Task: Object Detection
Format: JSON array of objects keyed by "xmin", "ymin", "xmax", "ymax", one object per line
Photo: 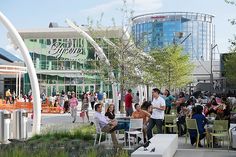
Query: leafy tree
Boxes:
[
  {"xmin": 145, "ymin": 45, "xmax": 194, "ymax": 90},
  {"xmin": 224, "ymin": 53, "xmax": 236, "ymax": 83},
  {"xmin": 84, "ymin": 0, "xmax": 153, "ymax": 112},
  {"xmin": 224, "ymin": 0, "xmax": 236, "ymax": 85}
]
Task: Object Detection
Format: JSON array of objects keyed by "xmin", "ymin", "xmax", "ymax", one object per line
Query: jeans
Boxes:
[{"xmin": 147, "ymin": 118, "xmax": 163, "ymax": 140}]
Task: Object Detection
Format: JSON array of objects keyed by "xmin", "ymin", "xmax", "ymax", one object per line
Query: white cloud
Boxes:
[
  {"xmin": 79, "ymin": 1, "xmax": 120, "ymax": 17},
  {"xmin": 131, "ymin": 0, "xmax": 163, "ymax": 14},
  {"xmin": 79, "ymin": 0, "xmax": 163, "ymax": 18}
]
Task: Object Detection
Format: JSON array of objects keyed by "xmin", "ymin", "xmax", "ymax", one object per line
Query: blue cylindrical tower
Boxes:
[{"xmin": 132, "ymin": 12, "xmax": 215, "ymax": 60}]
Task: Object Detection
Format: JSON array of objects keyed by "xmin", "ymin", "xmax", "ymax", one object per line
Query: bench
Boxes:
[{"xmin": 131, "ymin": 134, "xmax": 178, "ymax": 157}]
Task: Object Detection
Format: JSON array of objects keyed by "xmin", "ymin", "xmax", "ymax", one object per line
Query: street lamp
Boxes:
[{"xmin": 210, "ymin": 44, "xmax": 217, "ymax": 85}]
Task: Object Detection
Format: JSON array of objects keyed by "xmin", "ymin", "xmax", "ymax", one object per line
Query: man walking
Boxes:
[
  {"xmin": 147, "ymin": 88, "xmax": 166, "ymax": 140},
  {"xmin": 124, "ymin": 89, "xmax": 133, "ymax": 117}
]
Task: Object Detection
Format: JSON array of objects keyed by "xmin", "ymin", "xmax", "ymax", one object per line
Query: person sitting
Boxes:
[
  {"xmin": 177, "ymin": 103, "xmax": 190, "ymax": 136},
  {"xmin": 105, "ymin": 104, "xmax": 115, "ymax": 120},
  {"xmin": 174, "ymin": 92, "xmax": 186, "ymax": 114},
  {"xmin": 141, "ymin": 101, "xmax": 152, "ymax": 114},
  {"xmin": 189, "ymin": 105, "xmax": 207, "ymax": 147},
  {"xmin": 94, "ymin": 103, "xmax": 129, "ymax": 149},
  {"xmin": 131, "ymin": 103, "xmax": 151, "ymax": 143}
]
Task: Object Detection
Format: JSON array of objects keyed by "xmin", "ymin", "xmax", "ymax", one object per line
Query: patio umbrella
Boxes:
[{"xmin": 192, "ymin": 91, "xmax": 201, "ymax": 99}]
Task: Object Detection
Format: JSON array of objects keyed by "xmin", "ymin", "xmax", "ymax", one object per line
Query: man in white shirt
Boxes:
[{"xmin": 147, "ymin": 88, "xmax": 166, "ymax": 140}]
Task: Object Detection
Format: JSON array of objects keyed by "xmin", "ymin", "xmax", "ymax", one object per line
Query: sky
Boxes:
[{"xmin": 0, "ymin": 0, "xmax": 236, "ymax": 56}]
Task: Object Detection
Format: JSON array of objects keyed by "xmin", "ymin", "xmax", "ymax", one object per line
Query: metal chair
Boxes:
[
  {"xmin": 164, "ymin": 114, "xmax": 178, "ymax": 134},
  {"xmin": 93, "ymin": 117, "xmax": 110, "ymax": 146},
  {"xmin": 186, "ymin": 119, "xmax": 200, "ymax": 148},
  {"xmin": 210, "ymin": 120, "xmax": 230, "ymax": 150},
  {"xmin": 125, "ymin": 118, "xmax": 143, "ymax": 149}
]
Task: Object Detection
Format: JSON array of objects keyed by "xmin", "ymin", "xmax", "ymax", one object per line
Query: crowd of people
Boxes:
[
  {"xmin": 5, "ymin": 87, "xmax": 234, "ymax": 149},
  {"xmin": 94, "ymin": 87, "xmax": 235, "ymax": 148}
]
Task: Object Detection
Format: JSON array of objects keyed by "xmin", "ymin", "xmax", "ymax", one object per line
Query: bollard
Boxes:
[
  {"xmin": 0, "ymin": 110, "xmax": 11, "ymax": 143},
  {"xmin": 13, "ymin": 109, "xmax": 28, "ymax": 139}
]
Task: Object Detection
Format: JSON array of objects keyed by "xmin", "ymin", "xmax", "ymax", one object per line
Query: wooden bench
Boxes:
[{"xmin": 131, "ymin": 134, "xmax": 178, "ymax": 157}]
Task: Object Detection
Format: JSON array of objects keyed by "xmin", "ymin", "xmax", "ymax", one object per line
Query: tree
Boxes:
[
  {"xmin": 144, "ymin": 45, "xmax": 194, "ymax": 91},
  {"xmin": 224, "ymin": 0, "xmax": 236, "ymax": 85},
  {"xmin": 224, "ymin": 53, "xmax": 236, "ymax": 83},
  {"xmin": 84, "ymin": 0, "xmax": 153, "ymax": 112}
]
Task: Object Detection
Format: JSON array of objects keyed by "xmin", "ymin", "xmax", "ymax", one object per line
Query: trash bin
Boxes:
[
  {"xmin": 13, "ymin": 109, "xmax": 28, "ymax": 139},
  {"xmin": 0, "ymin": 110, "xmax": 11, "ymax": 143}
]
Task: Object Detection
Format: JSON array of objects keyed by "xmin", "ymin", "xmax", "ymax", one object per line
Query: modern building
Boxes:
[
  {"xmin": 132, "ymin": 12, "xmax": 224, "ymax": 93},
  {"xmin": 0, "ymin": 48, "xmax": 24, "ymax": 98},
  {"xmin": 132, "ymin": 12, "xmax": 215, "ymax": 61},
  {"xmin": 18, "ymin": 24, "xmax": 122, "ymax": 97}
]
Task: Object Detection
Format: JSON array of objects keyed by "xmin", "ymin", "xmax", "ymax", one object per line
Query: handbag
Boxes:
[{"xmin": 80, "ymin": 112, "xmax": 85, "ymax": 117}]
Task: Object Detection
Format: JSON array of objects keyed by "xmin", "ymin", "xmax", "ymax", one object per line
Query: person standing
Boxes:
[
  {"xmin": 147, "ymin": 88, "xmax": 166, "ymax": 140},
  {"xmin": 69, "ymin": 92, "xmax": 78, "ymax": 123},
  {"xmin": 97, "ymin": 91, "xmax": 103, "ymax": 103},
  {"xmin": 125, "ymin": 89, "xmax": 133, "ymax": 117},
  {"xmin": 134, "ymin": 91, "xmax": 140, "ymax": 104},
  {"xmin": 90, "ymin": 92, "xmax": 96, "ymax": 110},
  {"xmin": 103, "ymin": 91, "xmax": 107, "ymax": 103},
  {"xmin": 5, "ymin": 89, "xmax": 11, "ymax": 104},
  {"xmin": 12, "ymin": 91, "xmax": 16, "ymax": 104},
  {"xmin": 82, "ymin": 93, "xmax": 90, "ymax": 122},
  {"xmin": 163, "ymin": 89, "xmax": 175, "ymax": 114},
  {"xmin": 59, "ymin": 90, "xmax": 66, "ymax": 108}
]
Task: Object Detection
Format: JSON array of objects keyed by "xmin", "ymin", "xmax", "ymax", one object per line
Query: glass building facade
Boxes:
[
  {"xmin": 132, "ymin": 12, "xmax": 215, "ymax": 60},
  {"xmin": 19, "ymin": 27, "xmax": 121, "ymax": 97}
]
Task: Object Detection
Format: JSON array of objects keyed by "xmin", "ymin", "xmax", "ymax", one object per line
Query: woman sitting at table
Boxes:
[
  {"xmin": 105, "ymin": 104, "xmax": 115, "ymax": 120},
  {"xmin": 189, "ymin": 105, "xmax": 207, "ymax": 147},
  {"xmin": 204, "ymin": 97, "xmax": 218, "ymax": 116}
]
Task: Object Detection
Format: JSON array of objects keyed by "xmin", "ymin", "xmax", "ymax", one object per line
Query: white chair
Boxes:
[
  {"xmin": 93, "ymin": 118, "xmax": 111, "ymax": 146},
  {"xmin": 125, "ymin": 118, "xmax": 143, "ymax": 149}
]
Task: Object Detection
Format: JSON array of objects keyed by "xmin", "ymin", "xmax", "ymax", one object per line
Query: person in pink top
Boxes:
[{"xmin": 70, "ymin": 92, "xmax": 78, "ymax": 123}]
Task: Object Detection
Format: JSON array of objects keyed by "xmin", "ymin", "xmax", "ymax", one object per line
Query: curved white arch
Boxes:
[
  {"xmin": 66, "ymin": 19, "xmax": 118, "ymax": 113},
  {"xmin": 0, "ymin": 12, "xmax": 41, "ymax": 134}
]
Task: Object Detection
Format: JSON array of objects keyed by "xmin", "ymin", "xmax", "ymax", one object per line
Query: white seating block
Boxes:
[{"xmin": 131, "ymin": 134, "xmax": 178, "ymax": 157}]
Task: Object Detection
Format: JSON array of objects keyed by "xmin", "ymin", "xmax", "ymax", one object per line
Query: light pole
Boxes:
[{"xmin": 210, "ymin": 44, "xmax": 217, "ymax": 85}]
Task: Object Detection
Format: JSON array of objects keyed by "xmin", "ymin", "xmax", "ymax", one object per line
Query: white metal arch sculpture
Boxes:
[
  {"xmin": 66, "ymin": 19, "xmax": 119, "ymax": 113},
  {"xmin": 0, "ymin": 12, "xmax": 41, "ymax": 134}
]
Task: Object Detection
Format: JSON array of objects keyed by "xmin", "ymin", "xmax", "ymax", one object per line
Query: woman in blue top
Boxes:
[
  {"xmin": 163, "ymin": 89, "xmax": 175, "ymax": 114},
  {"xmin": 190, "ymin": 105, "xmax": 207, "ymax": 147}
]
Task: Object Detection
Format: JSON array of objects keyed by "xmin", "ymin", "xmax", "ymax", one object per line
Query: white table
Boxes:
[{"xmin": 131, "ymin": 134, "xmax": 178, "ymax": 157}]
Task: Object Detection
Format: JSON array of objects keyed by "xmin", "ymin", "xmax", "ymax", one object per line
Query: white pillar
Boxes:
[
  {"xmin": 144, "ymin": 85, "xmax": 147, "ymax": 101},
  {"xmin": 100, "ymin": 81, "xmax": 103, "ymax": 93},
  {"xmin": 0, "ymin": 12, "xmax": 41, "ymax": 134},
  {"xmin": 16, "ymin": 73, "xmax": 18, "ymax": 97},
  {"xmin": 18, "ymin": 72, "xmax": 21, "ymax": 98}
]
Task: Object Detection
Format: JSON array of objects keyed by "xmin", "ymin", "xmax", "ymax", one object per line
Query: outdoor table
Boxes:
[{"xmin": 116, "ymin": 117, "xmax": 131, "ymax": 146}]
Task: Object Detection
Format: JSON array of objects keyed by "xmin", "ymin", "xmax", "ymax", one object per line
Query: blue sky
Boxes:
[{"xmin": 0, "ymin": 0, "xmax": 236, "ymax": 55}]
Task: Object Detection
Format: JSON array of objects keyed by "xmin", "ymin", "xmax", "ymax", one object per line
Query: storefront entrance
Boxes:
[{"xmin": 45, "ymin": 84, "xmax": 95, "ymax": 97}]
